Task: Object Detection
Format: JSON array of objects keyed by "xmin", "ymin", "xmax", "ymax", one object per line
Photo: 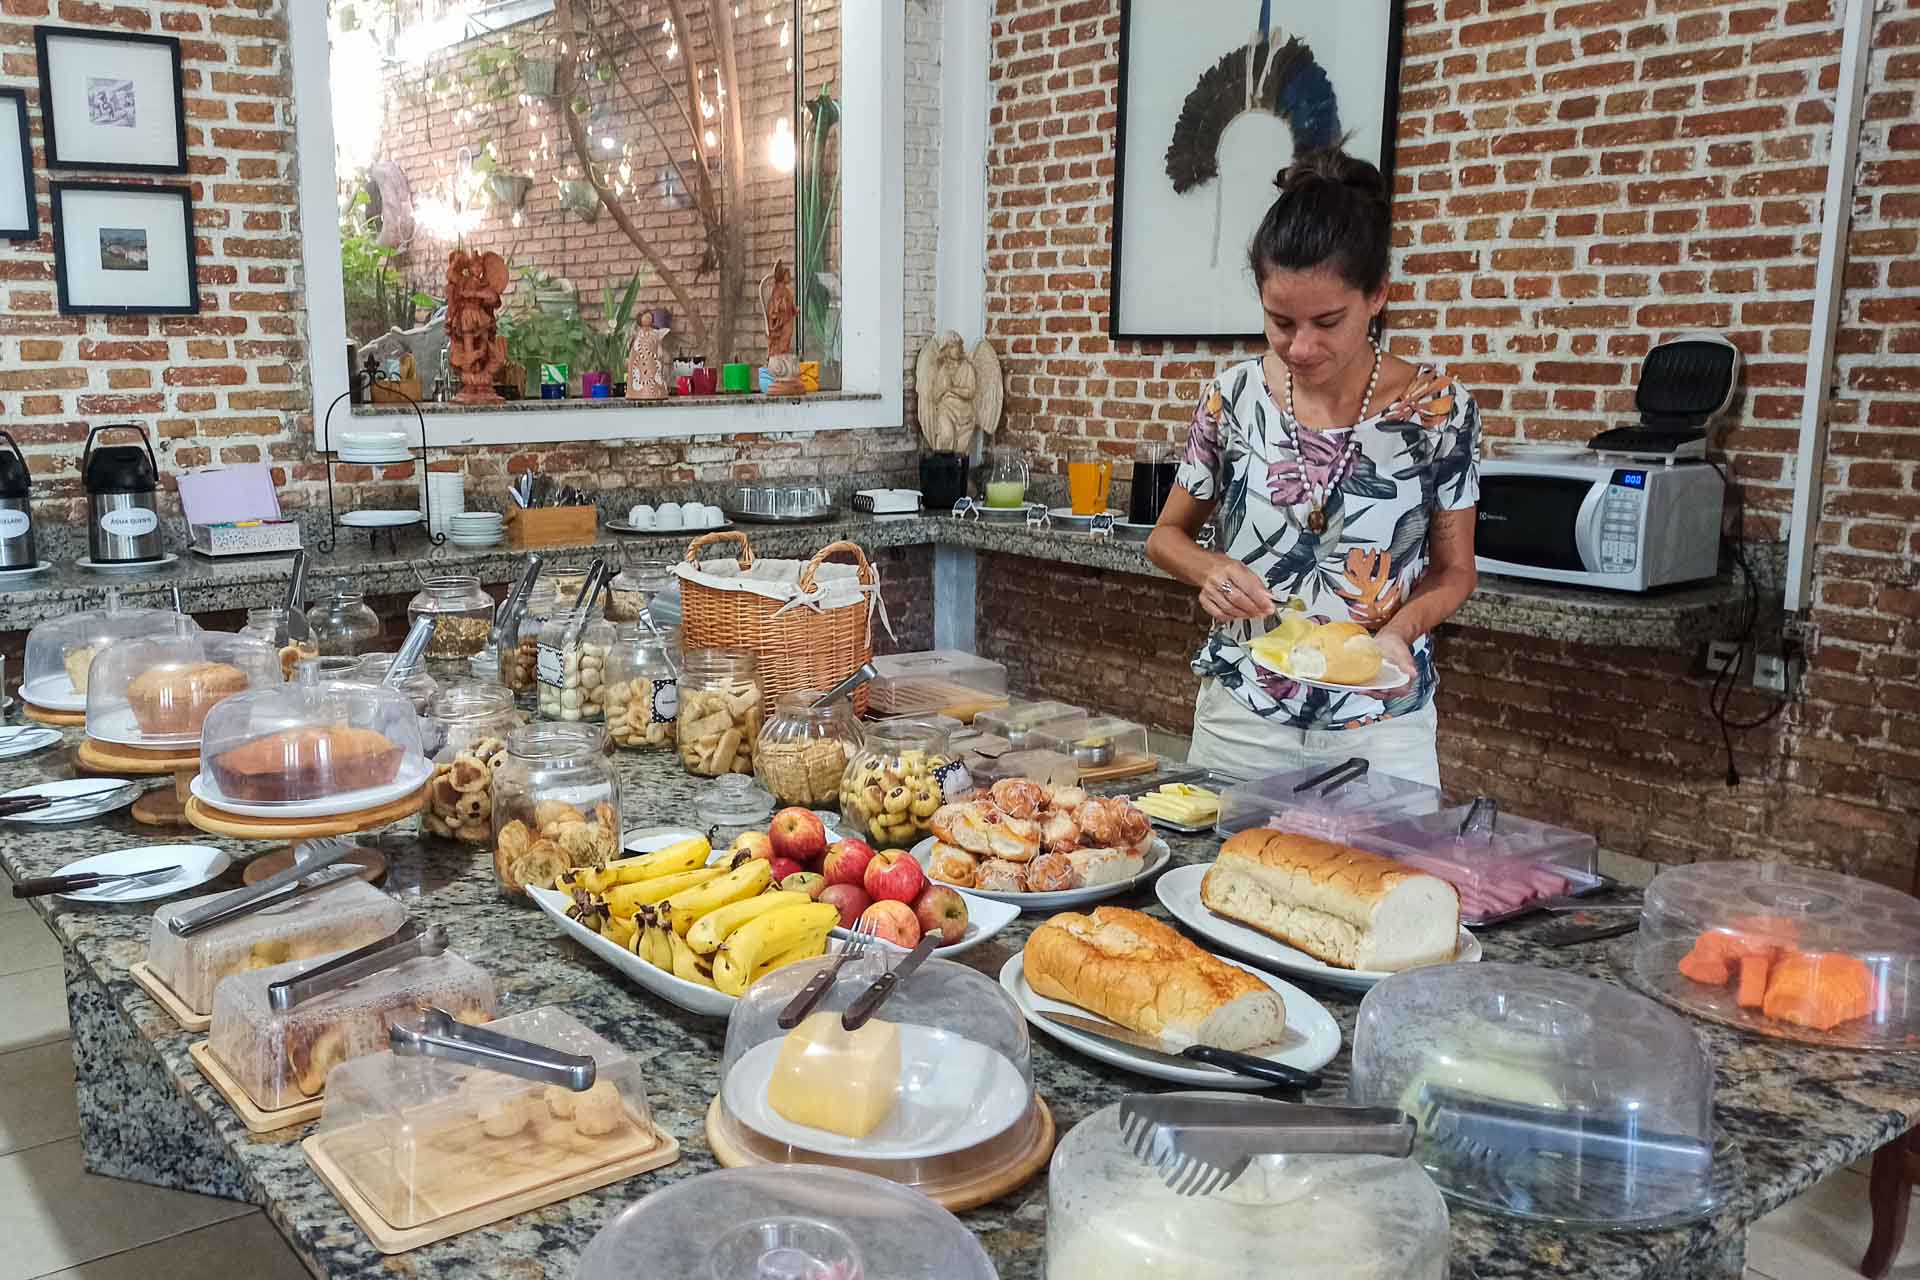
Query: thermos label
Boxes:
[
  {"xmin": 0, "ymin": 510, "xmax": 27, "ymax": 537},
  {"xmin": 99, "ymin": 508, "xmax": 158, "ymax": 537}
]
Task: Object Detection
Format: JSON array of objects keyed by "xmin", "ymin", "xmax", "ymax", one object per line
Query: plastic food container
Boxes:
[
  {"xmin": 1350, "ymin": 963, "xmax": 1730, "ymax": 1228},
  {"xmin": 240, "ymin": 606, "xmax": 318, "ymax": 679},
  {"xmin": 678, "ymin": 648, "xmax": 763, "ymax": 777},
  {"xmin": 422, "ymin": 682, "xmax": 520, "ymax": 845},
  {"xmin": 408, "ymin": 575, "xmax": 495, "ymax": 659},
  {"xmin": 537, "ymin": 603, "xmax": 614, "ymax": 723},
  {"xmin": 968, "ymin": 747, "xmax": 1078, "ymax": 791},
  {"xmin": 198, "ymin": 665, "xmax": 428, "ymax": 807},
  {"xmin": 1215, "ymin": 764, "xmax": 1441, "ymax": 841},
  {"xmin": 755, "ymin": 691, "xmax": 864, "ymax": 810},
  {"xmin": 20, "ymin": 592, "xmax": 188, "ymax": 712},
  {"xmin": 144, "ymin": 879, "xmax": 405, "ymax": 1018},
  {"xmin": 579, "ymin": 1166, "xmax": 996, "ymax": 1280},
  {"xmin": 838, "ymin": 719, "xmax": 968, "ymax": 850},
  {"xmin": 206, "ymin": 948, "xmax": 497, "ymax": 1110},
  {"xmin": 867, "ymin": 650, "xmax": 1010, "ymax": 722},
  {"xmin": 1351, "ymin": 806, "xmax": 1601, "ymax": 925},
  {"xmin": 974, "ymin": 699, "xmax": 1085, "ymax": 749},
  {"xmin": 490, "ymin": 722, "xmax": 621, "ymax": 897},
  {"xmin": 84, "ymin": 623, "xmax": 281, "ymax": 748},
  {"xmin": 603, "ymin": 624, "xmax": 679, "ymax": 751},
  {"xmin": 311, "ymin": 1006, "xmax": 660, "ymax": 1231},
  {"xmin": 1025, "ymin": 714, "xmax": 1151, "ymax": 771},
  {"xmin": 1632, "ymin": 860, "xmax": 1920, "ymax": 1048},
  {"xmin": 1047, "ymin": 1097, "xmax": 1449, "ymax": 1279}
]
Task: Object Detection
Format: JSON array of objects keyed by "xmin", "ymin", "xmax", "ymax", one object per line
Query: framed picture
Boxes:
[
  {"xmin": 1110, "ymin": 0, "xmax": 1406, "ymax": 340},
  {"xmin": 0, "ymin": 88, "xmax": 34, "ymax": 240},
  {"xmin": 51, "ymin": 181, "xmax": 199, "ymax": 315},
  {"xmin": 35, "ymin": 25, "xmax": 187, "ymax": 174}
]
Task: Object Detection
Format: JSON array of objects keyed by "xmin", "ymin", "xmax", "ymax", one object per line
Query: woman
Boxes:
[{"xmin": 1146, "ymin": 149, "xmax": 1480, "ymax": 787}]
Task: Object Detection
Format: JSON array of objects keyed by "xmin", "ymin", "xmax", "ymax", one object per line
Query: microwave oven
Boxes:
[{"xmin": 1474, "ymin": 451, "xmax": 1723, "ymax": 591}]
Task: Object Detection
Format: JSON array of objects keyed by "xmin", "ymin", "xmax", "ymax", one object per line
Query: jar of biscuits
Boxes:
[
  {"xmin": 606, "ymin": 558, "xmax": 674, "ymax": 624},
  {"xmin": 603, "ymin": 624, "xmax": 679, "ymax": 751},
  {"xmin": 408, "ymin": 575, "xmax": 495, "ymax": 660},
  {"xmin": 490, "ymin": 722, "xmax": 622, "ymax": 898},
  {"xmin": 756, "ymin": 692, "xmax": 864, "ymax": 810},
  {"xmin": 839, "ymin": 719, "xmax": 969, "ymax": 851},
  {"xmin": 422, "ymin": 681, "xmax": 521, "ymax": 846},
  {"xmin": 536, "ymin": 603, "xmax": 614, "ymax": 723},
  {"xmin": 498, "ymin": 579, "xmax": 557, "ymax": 711},
  {"xmin": 242, "ymin": 606, "xmax": 317, "ymax": 681},
  {"xmin": 677, "ymin": 648, "xmax": 763, "ymax": 777}
]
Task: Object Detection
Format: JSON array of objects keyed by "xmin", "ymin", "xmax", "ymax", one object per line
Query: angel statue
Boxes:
[{"xmin": 915, "ymin": 331, "xmax": 1004, "ymax": 454}]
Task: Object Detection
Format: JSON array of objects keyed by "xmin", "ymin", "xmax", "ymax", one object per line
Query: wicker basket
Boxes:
[{"xmin": 678, "ymin": 531, "xmax": 876, "ymax": 717}]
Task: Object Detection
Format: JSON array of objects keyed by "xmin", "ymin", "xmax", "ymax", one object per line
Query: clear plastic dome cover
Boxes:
[
  {"xmin": 199, "ymin": 667, "xmax": 428, "ymax": 805},
  {"xmin": 715, "ymin": 953, "xmax": 1035, "ymax": 1190},
  {"xmin": 1350, "ymin": 963, "xmax": 1728, "ymax": 1228},
  {"xmin": 1632, "ymin": 860, "xmax": 1920, "ymax": 1048},
  {"xmin": 83, "ymin": 625, "xmax": 278, "ymax": 747},
  {"xmin": 579, "ymin": 1166, "xmax": 997, "ymax": 1280},
  {"xmin": 1046, "ymin": 1097, "xmax": 1449, "ymax": 1279},
  {"xmin": 1351, "ymin": 805, "xmax": 1600, "ymax": 925},
  {"xmin": 1216, "ymin": 763, "xmax": 1442, "ymax": 841},
  {"xmin": 22, "ymin": 595, "xmax": 192, "ymax": 712}
]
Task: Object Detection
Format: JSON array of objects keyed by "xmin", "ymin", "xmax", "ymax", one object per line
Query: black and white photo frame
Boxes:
[
  {"xmin": 51, "ymin": 181, "xmax": 199, "ymax": 315},
  {"xmin": 35, "ymin": 25, "xmax": 187, "ymax": 174},
  {"xmin": 0, "ymin": 88, "xmax": 35, "ymax": 240}
]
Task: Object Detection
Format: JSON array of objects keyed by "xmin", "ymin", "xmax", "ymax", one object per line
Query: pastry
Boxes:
[
  {"xmin": 1025, "ymin": 851, "xmax": 1078, "ymax": 892},
  {"xmin": 1065, "ymin": 847, "xmax": 1142, "ymax": 887},
  {"xmin": 544, "ymin": 1084, "xmax": 578, "ymax": 1119},
  {"xmin": 477, "ymin": 1090, "xmax": 532, "ymax": 1139},
  {"xmin": 570, "ymin": 1080, "xmax": 624, "ymax": 1137},
  {"xmin": 975, "ymin": 858, "xmax": 1028, "ymax": 892},
  {"xmin": 1288, "ymin": 621, "xmax": 1384, "ymax": 686},
  {"xmin": 64, "ymin": 644, "xmax": 97, "ymax": 693},
  {"xmin": 928, "ymin": 842, "xmax": 978, "ymax": 888},
  {"xmin": 208, "ymin": 726, "xmax": 405, "ymax": 802},
  {"xmin": 126, "ymin": 661, "xmax": 250, "ymax": 735}
]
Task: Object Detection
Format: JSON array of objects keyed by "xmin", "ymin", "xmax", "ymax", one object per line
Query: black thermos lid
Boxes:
[
  {"xmin": 0, "ymin": 431, "xmax": 28, "ymax": 499},
  {"xmin": 82, "ymin": 424, "xmax": 158, "ymax": 495}
]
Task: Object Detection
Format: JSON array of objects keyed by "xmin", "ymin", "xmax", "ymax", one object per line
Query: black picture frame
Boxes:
[
  {"xmin": 0, "ymin": 88, "xmax": 35, "ymax": 240},
  {"xmin": 50, "ymin": 180, "xmax": 200, "ymax": 316},
  {"xmin": 1109, "ymin": 0, "xmax": 1406, "ymax": 342},
  {"xmin": 35, "ymin": 24, "xmax": 188, "ymax": 175}
]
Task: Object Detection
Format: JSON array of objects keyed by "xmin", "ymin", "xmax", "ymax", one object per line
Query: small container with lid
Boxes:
[
  {"xmin": 838, "ymin": 718, "xmax": 969, "ymax": 851},
  {"xmin": 423, "ymin": 681, "xmax": 521, "ymax": 845},
  {"xmin": 1025, "ymin": 713, "xmax": 1151, "ymax": 773},
  {"xmin": 240, "ymin": 606, "xmax": 317, "ymax": 680},
  {"xmin": 969, "ymin": 747, "xmax": 1078, "ymax": 791},
  {"xmin": 867, "ymin": 649, "xmax": 1010, "ymax": 722},
  {"xmin": 1351, "ymin": 805, "xmax": 1601, "ymax": 925},
  {"xmin": 605, "ymin": 557, "xmax": 674, "ymax": 624},
  {"xmin": 678, "ymin": 648, "xmax": 763, "ymax": 777},
  {"xmin": 693, "ymin": 772, "xmax": 774, "ymax": 848},
  {"xmin": 1632, "ymin": 860, "xmax": 1920, "ymax": 1048},
  {"xmin": 408, "ymin": 575, "xmax": 496, "ymax": 659},
  {"xmin": 84, "ymin": 622, "xmax": 280, "ymax": 747},
  {"xmin": 755, "ymin": 692, "xmax": 864, "ymax": 810},
  {"xmin": 1215, "ymin": 761, "xmax": 1439, "ymax": 841},
  {"xmin": 306, "ymin": 579, "xmax": 383, "ymax": 657},
  {"xmin": 21, "ymin": 591, "xmax": 188, "ymax": 712},
  {"xmin": 1350, "ymin": 963, "xmax": 1732, "ymax": 1228},
  {"xmin": 974, "ymin": 699, "xmax": 1085, "ymax": 749},
  {"xmin": 499, "ymin": 578, "xmax": 557, "ymax": 709},
  {"xmin": 353, "ymin": 652, "xmax": 438, "ymax": 714},
  {"xmin": 491, "ymin": 722, "xmax": 622, "ymax": 898},
  {"xmin": 536, "ymin": 603, "xmax": 615, "ymax": 722},
  {"xmin": 603, "ymin": 624, "xmax": 680, "ymax": 751},
  {"xmin": 198, "ymin": 662, "xmax": 429, "ymax": 806}
]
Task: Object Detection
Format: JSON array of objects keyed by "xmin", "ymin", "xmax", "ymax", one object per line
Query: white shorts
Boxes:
[{"xmin": 1186, "ymin": 678, "xmax": 1441, "ymax": 789}]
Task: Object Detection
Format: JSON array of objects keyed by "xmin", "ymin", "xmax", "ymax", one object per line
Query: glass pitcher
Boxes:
[{"xmin": 984, "ymin": 445, "xmax": 1028, "ymax": 509}]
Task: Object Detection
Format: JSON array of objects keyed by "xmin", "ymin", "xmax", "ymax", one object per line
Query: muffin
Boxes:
[{"xmin": 126, "ymin": 662, "xmax": 250, "ymax": 735}]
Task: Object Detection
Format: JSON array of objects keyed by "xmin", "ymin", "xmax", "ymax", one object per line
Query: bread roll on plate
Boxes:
[
  {"xmin": 1288, "ymin": 621, "xmax": 1383, "ymax": 686},
  {"xmin": 1022, "ymin": 906, "xmax": 1286, "ymax": 1051},
  {"xmin": 1202, "ymin": 830, "xmax": 1459, "ymax": 972}
]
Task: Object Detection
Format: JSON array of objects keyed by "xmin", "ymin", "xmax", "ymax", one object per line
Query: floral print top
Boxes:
[{"xmin": 1174, "ymin": 356, "xmax": 1481, "ymax": 731}]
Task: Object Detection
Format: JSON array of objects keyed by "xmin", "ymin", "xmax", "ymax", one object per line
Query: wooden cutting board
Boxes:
[
  {"xmin": 23, "ymin": 702, "xmax": 84, "ymax": 727},
  {"xmin": 189, "ymin": 1039, "xmax": 324, "ymax": 1134},
  {"xmin": 129, "ymin": 961, "xmax": 212, "ymax": 1033},
  {"xmin": 184, "ymin": 785, "xmax": 428, "ymax": 840}
]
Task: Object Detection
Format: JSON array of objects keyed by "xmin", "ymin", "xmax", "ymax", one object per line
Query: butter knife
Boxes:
[
  {"xmin": 1040, "ymin": 1011, "xmax": 1321, "ymax": 1090},
  {"xmin": 841, "ymin": 927, "xmax": 942, "ymax": 1031}
]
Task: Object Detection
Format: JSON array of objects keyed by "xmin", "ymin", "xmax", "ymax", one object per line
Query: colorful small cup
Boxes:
[
  {"xmin": 799, "ymin": 361, "xmax": 820, "ymax": 393},
  {"xmin": 675, "ymin": 375, "xmax": 695, "ymax": 396},
  {"xmin": 581, "ymin": 371, "xmax": 611, "ymax": 398},
  {"xmin": 721, "ymin": 362, "xmax": 752, "ymax": 393},
  {"xmin": 692, "ymin": 367, "xmax": 720, "ymax": 395}
]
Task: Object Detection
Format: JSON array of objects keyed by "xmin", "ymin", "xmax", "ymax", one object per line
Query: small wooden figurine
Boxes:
[{"xmin": 446, "ymin": 248, "xmax": 511, "ymax": 405}]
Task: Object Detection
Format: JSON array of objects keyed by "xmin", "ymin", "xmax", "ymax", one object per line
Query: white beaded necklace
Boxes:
[
  {"xmin": 1281, "ymin": 339, "xmax": 1383, "ymax": 534},
  {"xmin": 1283, "ymin": 338, "xmax": 1383, "ymax": 427}
]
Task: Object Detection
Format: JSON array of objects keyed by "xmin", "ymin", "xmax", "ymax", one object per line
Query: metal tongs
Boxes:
[
  {"xmin": 390, "ymin": 1007, "xmax": 596, "ymax": 1091},
  {"xmin": 267, "ymin": 920, "xmax": 445, "ymax": 1012},
  {"xmin": 1291, "ymin": 756, "xmax": 1367, "ymax": 797},
  {"xmin": 1119, "ymin": 1094, "xmax": 1415, "ymax": 1197},
  {"xmin": 1458, "ymin": 795, "xmax": 1499, "ymax": 840},
  {"xmin": 489, "ymin": 553, "xmax": 545, "ymax": 656},
  {"xmin": 279, "ymin": 549, "xmax": 312, "ymax": 643},
  {"xmin": 384, "ymin": 614, "xmax": 437, "ymax": 686},
  {"xmin": 564, "ymin": 558, "xmax": 611, "ymax": 650},
  {"xmin": 812, "ymin": 662, "xmax": 877, "ymax": 709},
  {"xmin": 165, "ymin": 837, "xmax": 364, "ymax": 938}
]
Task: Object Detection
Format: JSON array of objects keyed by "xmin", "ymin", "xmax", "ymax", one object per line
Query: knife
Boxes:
[
  {"xmin": 1040, "ymin": 1011, "xmax": 1322, "ymax": 1090},
  {"xmin": 13, "ymin": 864, "xmax": 182, "ymax": 899},
  {"xmin": 842, "ymin": 927, "xmax": 942, "ymax": 1031}
]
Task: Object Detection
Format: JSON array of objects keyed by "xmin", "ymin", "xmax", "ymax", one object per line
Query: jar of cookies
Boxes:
[
  {"xmin": 755, "ymin": 692, "xmax": 864, "ymax": 810},
  {"xmin": 602, "ymin": 624, "xmax": 679, "ymax": 751},
  {"xmin": 498, "ymin": 579, "xmax": 557, "ymax": 711},
  {"xmin": 605, "ymin": 558, "xmax": 674, "ymax": 624},
  {"xmin": 839, "ymin": 719, "xmax": 969, "ymax": 851},
  {"xmin": 306, "ymin": 580, "xmax": 383, "ymax": 658},
  {"xmin": 241, "ymin": 607, "xmax": 317, "ymax": 681},
  {"xmin": 408, "ymin": 575, "xmax": 495, "ymax": 660},
  {"xmin": 535, "ymin": 603, "xmax": 614, "ymax": 723},
  {"xmin": 422, "ymin": 681, "xmax": 521, "ymax": 845},
  {"xmin": 490, "ymin": 722, "xmax": 622, "ymax": 898},
  {"xmin": 677, "ymin": 648, "xmax": 763, "ymax": 778}
]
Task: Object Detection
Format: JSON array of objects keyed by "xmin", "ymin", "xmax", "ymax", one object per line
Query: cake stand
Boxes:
[
  {"xmin": 73, "ymin": 737, "xmax": 199, "ymax": 827},
  {"xmin": 23, "ymin": 701, "xmax": 86, "ymax": 728},
  {"xmin": 184, "ymin": 783, "xmax": 430, "ymax": 842}
]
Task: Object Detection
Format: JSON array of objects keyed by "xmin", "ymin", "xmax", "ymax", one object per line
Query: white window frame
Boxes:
[{"xmin": 291, "ymin": 0, "xmax": 903, "ymax": 450}]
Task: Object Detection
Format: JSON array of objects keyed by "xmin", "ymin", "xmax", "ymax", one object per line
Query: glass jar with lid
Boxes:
[
  {"xmin": 838, "ymin": 719, "xmax": 969, "ymax": 850},
  {"xmin": 240, "ymin": 606, "xmax": 317, "ymax": 680},
  {"xmin": 694, "ymin": 772, "xmax": 775, "ymax": 849},
  {"xmin": 606, "ymin": 557, "xmax": 674, "ymax": 624},
  {"xmin": 536, "ymin": 603, "xmax": 615, "ymax": 723},
  {"xmin": 756, "ymin": 692, "xmax": 864, "ymax": 810},
  {"xmin": 498, "ymin": 578, "xmax": 558, "ymax": 710},
  {"xmin": 678, "ymin": 648, "xmax": 763, "ymax": 777},
  {"xmin": 490, "ymin": 721, "xmax": 622, "ymax": 899},
  {"xmin": 353, "ymin": 652, "xmax": 438, "ymax": 714},
  {"xmin": 603, "ymin": 624, "xmax": 680, "ymax": 751},
  {"xmin": 306, "ymin": 579, "xmax": 383, "ymax": 658},
  {"xmin": 423, "ymin": 681, "xmax": 522, "ymax": 845},
  {"xmin": 408, "ymin": 575, "xmax": 495, "ymax": 660}
]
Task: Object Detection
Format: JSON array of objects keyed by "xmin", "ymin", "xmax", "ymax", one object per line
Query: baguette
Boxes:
[
  {"xmin": 1022, "ymin": 906, "xmax": 1286, "ymax": 1051},
  {"xmin": 1201, "ymin": 830, "xmax": 1459, "ymax": 972}
]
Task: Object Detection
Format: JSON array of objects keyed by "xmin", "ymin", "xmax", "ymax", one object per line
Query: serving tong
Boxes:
[
  {"xmin": 268, "ymin": 919, "xmax": 444, "ymax": 1012},
  {"xmin": 390, "ymin": 1006, "xmax": 597, "ymax": 1091},
  {"xmin": 1292, "ymin": 757, "xmax": 1367, "ymax": 797},
  {"xmin": 165, "ymin": 837, "xmax": 366, "ymax": 938},
  {"xmin": 384, "ymin": 615, "xmax": 437, "ymax": 686},
  {"xmin": 811, "ymin": 662, "xmax": 877, "ymax": 709},
  {"xmin": 1119, "ymin": 1095, "xmax": 1414, "ymax": 1198},
  {"xmin": 489, "ymin": 554, "xmax": 545, "ymax": 657}
]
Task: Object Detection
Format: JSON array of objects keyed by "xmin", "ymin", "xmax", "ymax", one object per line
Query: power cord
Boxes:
[{"xmin": 1701, "ymin": 460, "xmax": 1793, "ymax": 786}]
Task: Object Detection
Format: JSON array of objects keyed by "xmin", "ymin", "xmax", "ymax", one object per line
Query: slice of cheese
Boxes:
[{"xmin": 765, "ymin": 1011, "xmax": 902, "ymax": 1140}]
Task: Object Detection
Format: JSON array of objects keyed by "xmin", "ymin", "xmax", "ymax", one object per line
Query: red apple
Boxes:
[
  {"xmin": 823, "ymin": 837, "xmax": 878, "ymax": 888},
  {"xmin": 768, "ymin": 857, "xmax": 804, "ymax": 884},
  {"xmin": 818, "ymin": 882, "xmax": 873, "ymax": 930},
  {"xmin": 780, "ymin": 871, "xmax": 827, "ymax": 900},
  {"xmin": 730, "ymin": 830, "xmax": 774, "ymax": 861},
  {"xmin": 913, "ymin": 885, "xmax": 969, "ymax": 948},
  {"xmin": 863, "ymin": 849, "xmax": 927, "ymax": 904},
  {"xmin": 859, "ymin": 899, "xmax": 922, "ymax": 948},
  {"xmin": 769, "ymin": 807, "xmax": 829, "ymax": 863}
]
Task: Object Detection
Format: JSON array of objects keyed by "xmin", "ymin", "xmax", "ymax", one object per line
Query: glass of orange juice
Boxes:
[{"xmin": 1067, "ymin": 449, "xmax": 1113, "ymax": 516}]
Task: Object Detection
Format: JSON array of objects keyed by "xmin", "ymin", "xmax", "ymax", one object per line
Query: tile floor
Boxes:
[{"xmin": 0, "ymin": 865, "xmax": 1911, "ymax": 1279}]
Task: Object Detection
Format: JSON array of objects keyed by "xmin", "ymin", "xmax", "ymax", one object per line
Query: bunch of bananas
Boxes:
[{"xmin": 563, "ymin": 835, "xmax": 838, "ymax": 997}]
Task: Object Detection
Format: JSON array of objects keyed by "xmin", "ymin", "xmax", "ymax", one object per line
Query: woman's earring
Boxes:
[{"xmin": 1368, "ymin": 313, "xmax": 1384, "ymax": 344}]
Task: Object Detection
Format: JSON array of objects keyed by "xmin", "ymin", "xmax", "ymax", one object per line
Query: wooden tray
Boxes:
[
  {"xmin": 129, "ymin": 960, "xmax": 211, "ymax": 1033},
  {"xmin": 185, "ymin": 784, "xmax": 428, "ymax": 840},
  {"xmin": 75, "ymin": 737, "xmax": 200, "ymax": 775},
  {"xmin": 23, "ymin": 701, "xmax": 84, "ymax": 727},
  {"xmin": 1076, "ymin": 752, "xmax": 1158, "ymax": 784},
  {"xmin": 189, "ymin": 1039, "xmax": 323, "ymax": 1133},
  {"xmin": 304, "ymin": 1104, "xmax": 679, "ymax": 1254},
  {"xmin": 507, "ymin": 505, "xmax": 597, "ymax": 548},
  {"xmin": 705, "ymin": 1093, "xmax": 1054, "ymax": 1212},
  {"xmin": 243, "ymin": 845, "xmax": 388, "ymax": 886}
]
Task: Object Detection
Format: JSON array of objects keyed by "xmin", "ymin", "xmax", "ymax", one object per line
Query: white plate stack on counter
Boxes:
[{"xmin": 447, "ymin": 511, "xmax": 504, "ymax": 548}]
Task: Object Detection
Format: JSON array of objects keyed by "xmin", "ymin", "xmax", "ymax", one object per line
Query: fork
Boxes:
[{"xmin": 776, "ymin": 920, "xmax": 874, "ymax": 1030}]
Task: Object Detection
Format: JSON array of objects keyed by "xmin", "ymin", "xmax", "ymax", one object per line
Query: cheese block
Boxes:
[{"xmin": 765, "ymin": 1011, "xmax": 902, "ymax": 1139}]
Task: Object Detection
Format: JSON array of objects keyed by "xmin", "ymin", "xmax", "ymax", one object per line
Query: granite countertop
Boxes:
[
  {"xmin": 0, "ymin": 726, "xmax": 1911, "ymax": 1279},
  {"xmin": 0, "ymin": 511, "xmax": 1745, "ymax": 649}
]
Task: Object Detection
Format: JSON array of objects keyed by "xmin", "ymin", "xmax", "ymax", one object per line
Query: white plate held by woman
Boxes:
[
  {"xmin": 1250, "ymin": 648, "xmax": 1411, "ymax": 694},
  {"xmin": 1155, "ymin": 863, "xmax": 1480, "ymax": 992},
  {"xmin": 908, "ymin": 835, "xmax": 1172, "ymax": 912},
  {"xmin": 45, "ymin": 844, "xmax": 231, "ymax": 903}
]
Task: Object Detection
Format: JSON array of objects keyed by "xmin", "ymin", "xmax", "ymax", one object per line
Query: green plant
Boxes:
[
  {"xmin": 339, "ymin": 188, "xmax": 436, "ymax": 343},
  {"xmin": 498, "ymin": 291, "xmax": 589, "ymax": 379},
  {"xmin": 799, "ymin": 83, "xmax": 842, "ymax": 364},
  {"xmin": 581, "ymin": 272, "xmax": 644, "ymax": 374}
]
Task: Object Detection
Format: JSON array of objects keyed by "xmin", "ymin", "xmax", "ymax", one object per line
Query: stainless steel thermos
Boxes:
[
  {"xmin": 82, "ymin": 423, "xmax": 162, "ymax": 564},
  {"xmin": 0, "ymin": 430, "xmax": 34, "ymax": 569}
]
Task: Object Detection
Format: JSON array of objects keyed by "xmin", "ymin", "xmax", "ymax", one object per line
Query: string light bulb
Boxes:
[{"xmin": 768, "ymin": 115, "xmax": 795, "ymax": 173}]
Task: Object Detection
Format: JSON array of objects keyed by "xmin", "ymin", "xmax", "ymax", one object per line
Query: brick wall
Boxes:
[{"xmin": 981, "ymin": 0, "xmax": 1920, "ymax": 885}]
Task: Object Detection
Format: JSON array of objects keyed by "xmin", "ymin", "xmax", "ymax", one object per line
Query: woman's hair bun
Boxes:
[
  {"xmin": 1273, "ymin": 147, "xmax": 1387, "ymax": 203},
  {"xmin": 1249, "ymin": 146, "xmax": 1392, "ymax": 294}
]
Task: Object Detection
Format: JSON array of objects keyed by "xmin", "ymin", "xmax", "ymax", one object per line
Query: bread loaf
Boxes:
[
  {"xmin": 126, "ymin": 662, "xmax": 249, "ymax": 735},
  {"xmin": 1201, "ymin": 830, "xmax": 1459, "ymax": 972},
  {"xmin": 1022, "ymin": 906, "xmax": 1286, "ymax": 1051},
  {"xmin": 209, "ymin": 727, "xmax": 405, "ymax": 803}
]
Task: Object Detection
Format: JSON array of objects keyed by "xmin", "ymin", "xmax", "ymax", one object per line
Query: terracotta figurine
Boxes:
[
  {"xmin": 761, "ymin": 260, "xmax": 798, "ymax": 358},
  {"xmin": 445, "ymin": 247, "xmax": 511, "ymax": 405},
  {"xmin": 627, "ymin": 324, "xmax": 670, "ymax": 400}
]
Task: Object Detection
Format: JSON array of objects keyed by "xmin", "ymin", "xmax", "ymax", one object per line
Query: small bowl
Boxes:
[{"xmin": 1070, "ymin": 737, "xmax": 1116, "ymax": 768}]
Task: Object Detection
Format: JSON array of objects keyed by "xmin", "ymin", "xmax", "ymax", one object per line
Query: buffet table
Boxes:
[{"xmin": 0, "ymin": 725, "xmax": 1909, "ymax": 1279}]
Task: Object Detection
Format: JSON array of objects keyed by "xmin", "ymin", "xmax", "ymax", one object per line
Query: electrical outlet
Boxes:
[
  {"xmin": 1754, "ymin": 652, "xmax": 1789, "ymax": 694},
  {"xmin": 1705, "ymin": 641, "xmax": 1743, "ymax": 677}
]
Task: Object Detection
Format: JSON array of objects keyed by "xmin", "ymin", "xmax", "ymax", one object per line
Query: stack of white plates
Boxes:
[
  {"xmin": 422, "ymin": 471, "xmax": 466, "ymax": 537},
  {"xmin": 448, "ymin": 511, "xmax": 504, "ymax": 547},
  {"xmin": 335, "ymin": 427, "xmax": 412, "ymax": 464}
]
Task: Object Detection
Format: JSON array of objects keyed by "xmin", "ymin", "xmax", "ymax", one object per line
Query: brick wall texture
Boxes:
[{"xmin": 982, "ymin": 0, "xmax": 1920, "ymax": 885}]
